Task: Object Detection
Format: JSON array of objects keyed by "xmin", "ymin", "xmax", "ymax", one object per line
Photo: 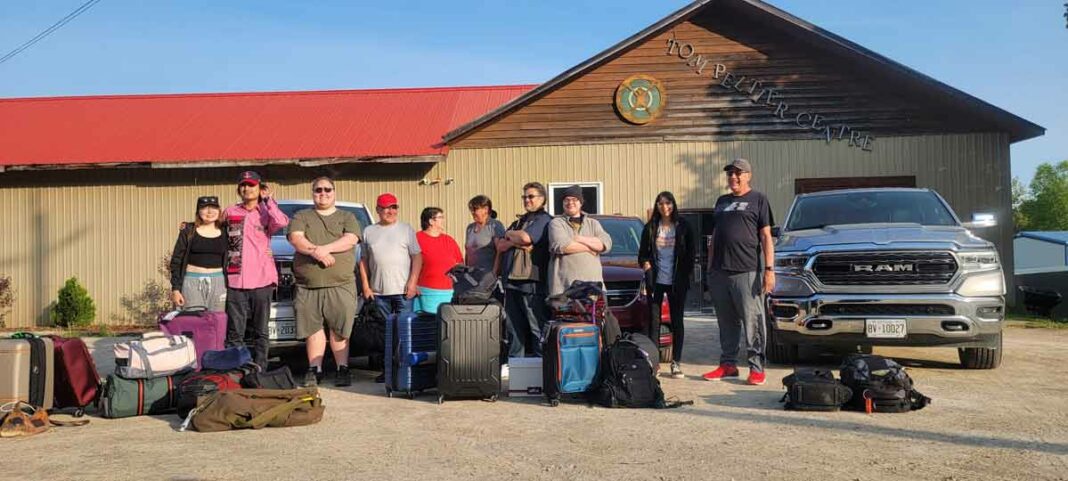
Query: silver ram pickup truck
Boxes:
[{"xmin": 767, "ymin": 188, "xmax": 1005, "ymax": 369}]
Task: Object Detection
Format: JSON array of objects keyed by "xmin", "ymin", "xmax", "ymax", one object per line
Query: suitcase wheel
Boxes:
[
  {"xmin": 550, "ymin": 399, "xmax": 560, "ymax": 407},
  {"xmin": 407, "ymin": 392, "xmax": 415, "ymax": 400},
  {"xmin": 74, "ymin": 408, "xmax": 85, "ymax": 418},
  {"xmin": 437, "ymin": 395, "xmax": 445, "ymax": 405},
  {"xmin": 386, "ymin": 388, "xmax": 393, "ymax": 398},
  {"xmin": 487, "ymin": 394, "xmax": 498, "ymax": 403}
]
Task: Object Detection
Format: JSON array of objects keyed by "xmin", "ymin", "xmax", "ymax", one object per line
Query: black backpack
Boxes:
[
  {"xmin": 447, "ymin": 265, "xmax": 499, "ymax": 305},
  {"xmin": 351, "ymin": 300, "xmax": 387, "ymax": 355},
  {"xmin": 839, "ymin": 354, "xmax": 931, "ymax": 413},
  {"xmin": 591, "ymin": 334, "xmax": 667, "ymax": 409},
  {"xmin": 780, "ymin": 368, "xmax": 853, "ymax": 411}
]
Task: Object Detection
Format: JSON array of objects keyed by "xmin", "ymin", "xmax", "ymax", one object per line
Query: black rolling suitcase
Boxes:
[{"xmin": 436, "ymin": 303, "xmax": 502, "ymax": 404}]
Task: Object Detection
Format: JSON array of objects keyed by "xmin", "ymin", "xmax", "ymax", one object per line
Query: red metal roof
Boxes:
[{"xmin": 0, "ymin": 85, "xmax": 534, "ymax": 168}]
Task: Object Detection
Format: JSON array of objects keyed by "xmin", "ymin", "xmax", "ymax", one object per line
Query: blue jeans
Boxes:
[{"xmin": 374, "ymin": 294, "xmax": 413, "ymax": 317}]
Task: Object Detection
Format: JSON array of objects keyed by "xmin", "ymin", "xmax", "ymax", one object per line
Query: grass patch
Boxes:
[{"xmin": 1006, "ymin": 315, "xmax": 1068, "ymax": 330}]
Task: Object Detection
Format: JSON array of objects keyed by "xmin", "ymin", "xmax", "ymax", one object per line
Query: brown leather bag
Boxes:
[{"xmin": 189, "ymin": 388, "xmax": 324, "ymax": 432}]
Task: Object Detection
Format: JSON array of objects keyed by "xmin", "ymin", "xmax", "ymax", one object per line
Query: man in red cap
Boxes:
[
  {"xmin": 222, "ymin": 170, "xmax": 289, "ymax": 368},
  {"xmin": 359, "ymin": 192, "xmax": 423, "ymax": 382}
]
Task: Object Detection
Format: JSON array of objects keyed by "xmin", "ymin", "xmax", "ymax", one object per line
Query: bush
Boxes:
[
  {"xmin": 0, "ymin": 275, "xmax": 14, "ymax": 328},
  {"xmin": 112, "ymin": 280, "xmax": 171, "ymax": 325},
  {"xmin": 50, "ymin": 277, "xmax": 96, "ymax": 328},
  {"xmin": 111, "ymin": 253, "xmax": 173, "ymax": 325}
]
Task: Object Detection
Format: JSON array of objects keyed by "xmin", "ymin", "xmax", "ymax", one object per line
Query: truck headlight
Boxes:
[
  {"xmin": 774, "ymin": 254, "xmax": 810, "ymax": 275},
  {"xmin": 958, "ymin": 250, "xmax": 999, "ymax": 272},
  {"xmin": 956, "ymin": 271, "xmax": 1005, "ymax": 297}
]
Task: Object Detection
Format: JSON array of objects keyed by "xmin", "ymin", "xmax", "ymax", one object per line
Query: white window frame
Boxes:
[{"xmin": 547, "ymin": 181, "xmax": 604, "ymax": 216}]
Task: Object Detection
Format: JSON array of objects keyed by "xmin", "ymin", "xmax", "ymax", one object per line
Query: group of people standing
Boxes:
[{"xmin": 168, "ymin": 157, "xmax": 775, "ymax": 389}]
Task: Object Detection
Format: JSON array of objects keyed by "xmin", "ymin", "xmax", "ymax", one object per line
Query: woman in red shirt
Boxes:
[{"xmin": 414, "ymin": 207, "xmax": 464, "ymax": 315}]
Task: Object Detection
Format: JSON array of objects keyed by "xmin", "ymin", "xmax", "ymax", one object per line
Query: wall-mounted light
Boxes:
[{"xmin": 419, "ymin": 177, "xmax": 454, "ymax": 186}]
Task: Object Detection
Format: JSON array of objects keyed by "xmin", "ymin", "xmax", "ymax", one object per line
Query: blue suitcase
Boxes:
[
  {"xmin": 542, "ymin": 321, "xmax": 601, "ymax": 407},
  {"xmin": 385, "ymin": 311, "xmax": 438, "ymax": 399}
]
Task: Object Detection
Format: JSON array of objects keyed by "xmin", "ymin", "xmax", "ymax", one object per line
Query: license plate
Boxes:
[
  {"xmin": 269, "ymin": 320, "xmax": 296, "ymax": 340},
  {"xmin": 866, "ymin": 319, "xmax": 907, "ymax": 338}
]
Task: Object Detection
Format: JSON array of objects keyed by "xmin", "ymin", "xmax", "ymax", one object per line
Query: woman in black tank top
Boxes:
[{"xmin": 168, "ymin": 196, "xmax": 227, "ymax": 310}]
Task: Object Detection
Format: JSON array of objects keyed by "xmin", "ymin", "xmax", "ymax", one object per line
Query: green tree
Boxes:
[
  {"xmin": 50, "ymin": 277, "xmax": 96, "ymax": 327},
  {"xmin": 1011, "ymin": 176, "xmax": 1031, "ymax": 231},
  {"xmin": 1019, "ymin": 160, "xmax": 1068, "ymax": 231}
]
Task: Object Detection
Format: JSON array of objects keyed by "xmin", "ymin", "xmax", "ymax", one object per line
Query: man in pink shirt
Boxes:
[{"xmin": 223, "ymin": 171, "xmax": 289, "ymax": 367}]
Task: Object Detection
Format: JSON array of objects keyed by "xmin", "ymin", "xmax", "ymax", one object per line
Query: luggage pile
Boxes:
[
  {"xmin": 780, "ymin": 354, "xmax": 931, "ymax": 413},
  {"xmin": 1, "ymin": 333, "xmax": 98, "ymax": 437}
]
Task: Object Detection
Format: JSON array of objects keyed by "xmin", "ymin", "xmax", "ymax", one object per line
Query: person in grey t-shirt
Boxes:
[
  {"xmin": 547, "ymin": 185, "xmax": 612, "ymax": 296},
  {"xmin": 464, "ymin": 195, "xmax": 506, "ymax": 275}
]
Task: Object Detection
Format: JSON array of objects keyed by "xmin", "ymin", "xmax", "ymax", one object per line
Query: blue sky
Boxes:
[{"xmin": 0, "ymin": 1, "xmax": 1063, "ymax": 185}]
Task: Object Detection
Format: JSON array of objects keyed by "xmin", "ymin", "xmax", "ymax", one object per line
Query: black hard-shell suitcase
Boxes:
[{"xmin": 436, "ymin": 303, "xmax": 502, "ymax": 404}]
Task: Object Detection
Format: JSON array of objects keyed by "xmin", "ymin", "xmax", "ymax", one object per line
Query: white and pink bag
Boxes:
[{"xmin": 113, "ymin": 332, "xmax": 197, "ymax": 379}]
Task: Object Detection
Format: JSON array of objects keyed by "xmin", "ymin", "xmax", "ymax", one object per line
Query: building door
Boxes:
[{"xmin": 679, "ymin": 209, "xmax": 716, "ymax": 313}]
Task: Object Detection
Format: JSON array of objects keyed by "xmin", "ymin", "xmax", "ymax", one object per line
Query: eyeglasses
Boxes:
[
  {"xmin": 725, "ymin": 170, "xmax": 746, "ymax": 177},
  {"xmin": 313, "ymin": 187, "xmax": 334, "ymax": 194},
  {"xmin": 381, "ymin": 205, "xmax": 399, "ymax": 210},
  {"xmin": 521, "ymin": 194, "xmax": 542, "ymax": 201},
  {"xmin": 562, "ymin": 198, "xmax": 581, "ymax": 204}
]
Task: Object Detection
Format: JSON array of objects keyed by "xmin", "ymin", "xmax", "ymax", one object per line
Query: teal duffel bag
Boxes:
[{"xmin": 98, "ymin": 373, "xmax": 184, "ymax": 419}]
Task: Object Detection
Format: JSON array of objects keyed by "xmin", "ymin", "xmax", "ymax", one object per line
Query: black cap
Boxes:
[
  {"xmin": 237, "ymin": 170, "xmax": 262, "ymax": 186},
  {"xmin": 196, "ymin": 196, "xmax": 220, "ymax": 210},
  {"xmin": 723, "ymin": 158, "xmax": 752, "ymax": 173},
  {"xmin": 561, "ymin": 185, "xmax": 584, "ymax": 202}
]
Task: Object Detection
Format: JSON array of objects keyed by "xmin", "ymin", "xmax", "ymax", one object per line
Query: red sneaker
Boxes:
[
  {"xmin": 701, "ymin": 364, "xmax": 739, "ymax": 381},
  {"xmin": 747, "ymin": 370, "xmax": 767, "ymax": 386}
]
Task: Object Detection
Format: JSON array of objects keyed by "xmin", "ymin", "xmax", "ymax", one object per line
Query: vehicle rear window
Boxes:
[
  {"xmin": 596, "ymin": 217, "xmax": 642, "ymax": 257},
  {"xmin": 786, "ymin": 191, "xmax": 957, "ymax": 231}
]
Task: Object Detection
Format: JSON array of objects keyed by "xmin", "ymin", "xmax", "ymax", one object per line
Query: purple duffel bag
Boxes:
[{"xmin": 159, "ymin": 308, "xmax": 226, "ymax": 370}]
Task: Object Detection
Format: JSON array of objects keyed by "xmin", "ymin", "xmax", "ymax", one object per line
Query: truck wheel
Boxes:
[
  {"xmin": 765, "ymin": 320, "xmax": 799, "ymax": 365},
  {"xmin": 659, "ymin": 345, "xmax": 674, "ymax": 364},
  {"xmin": 958, "ymin": 332, "xmax": 1003, "ymax": 369}
]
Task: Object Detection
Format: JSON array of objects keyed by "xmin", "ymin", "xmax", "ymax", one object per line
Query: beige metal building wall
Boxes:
[
  {"xmin": 0, "ymin": 132, "xmax": 1012, "ymax": 327},
  {"xmin": 440, "ymin": 131, "xmax": 1014, "ymax": 290},
  {"xmin": 0, "ymin": 163, "xmax": 448, "ymax": 328}
]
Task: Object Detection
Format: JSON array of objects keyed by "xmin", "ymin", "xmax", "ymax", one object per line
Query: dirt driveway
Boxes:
[{"xmin": 4, "ymin": 317, "xmax": 1066, "ymax": 481}]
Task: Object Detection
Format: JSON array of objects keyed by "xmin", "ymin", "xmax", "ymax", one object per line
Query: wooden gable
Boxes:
[{"xmin": 451, "ymin": 4, "xmax": 998, "ymax": 149}]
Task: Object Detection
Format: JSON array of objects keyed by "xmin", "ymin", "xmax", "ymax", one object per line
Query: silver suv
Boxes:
[
  {"xmin": 267, "ymin": 200, "xmax": 374, "ymax": 358},
  {"xmin": 767, "ymin": 188, "xmax": 1005, "ymax": 369}
]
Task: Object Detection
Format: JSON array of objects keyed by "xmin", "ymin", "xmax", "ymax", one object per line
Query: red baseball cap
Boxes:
[{"xmin": 376, "ymin": 192, "xmax": 399, "ymax": 208}]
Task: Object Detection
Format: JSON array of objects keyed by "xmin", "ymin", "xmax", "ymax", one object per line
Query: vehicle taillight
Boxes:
[{"xmin": 660, "ymin": 298, "xmax": 670, "ymax": 323}]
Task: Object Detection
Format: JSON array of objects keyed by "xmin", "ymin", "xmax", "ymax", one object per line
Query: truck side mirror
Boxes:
[
  {"xmin": 963, "ymin": 213, "xmax": 996, "ymax": 229},
  {"xmin": 771, "ymin": 226, "xmax": 781, "ymax": 238}
]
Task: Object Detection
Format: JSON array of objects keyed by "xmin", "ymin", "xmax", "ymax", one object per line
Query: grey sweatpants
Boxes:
[
  {"xmin": 181, "ymin": 272, "xmax": 227, "ymax": 312},
  {"xmin": 709, "ymin": 269, "xmax": 765, "ymax": 372}
]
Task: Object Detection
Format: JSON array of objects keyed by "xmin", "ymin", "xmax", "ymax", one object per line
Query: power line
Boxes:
[{"xmin": 0, "ymin": 0, "xmax": 103, "ymax": 66}]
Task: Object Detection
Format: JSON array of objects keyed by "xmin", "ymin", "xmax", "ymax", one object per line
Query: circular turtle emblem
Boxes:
[{"xmin": 615, "ymin": 74, "xmax": 666, "ymax": 125}]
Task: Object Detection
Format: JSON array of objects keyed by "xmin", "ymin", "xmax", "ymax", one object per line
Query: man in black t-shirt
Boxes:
[{"xmin": 701, "ymin": 158, "xmax": 776, "ymax": 386}]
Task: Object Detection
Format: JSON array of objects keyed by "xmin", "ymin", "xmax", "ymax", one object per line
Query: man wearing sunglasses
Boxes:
[
  {"xmin": 702, "ymin": 158, "xmax": 776, "ymax": 386},
  {"xmin": 495, "ymin": 182, "xmax": 553, "ymax": 357},
  {"xmin": 287, "ymin": 177, "xmax": 361, "ymax": 387},
  {"xmin": 223, "ymin": 170, "xmax": 290, "ymax": 368}
]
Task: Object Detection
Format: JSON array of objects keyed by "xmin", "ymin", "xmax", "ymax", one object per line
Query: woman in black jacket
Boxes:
[
  {"xmin": 638, "ymin": 191, "xmax": 695, "ymax": 379},
  {"xmin": 169, "ymin": 196, "xmax": 228, "ymax": 311}
]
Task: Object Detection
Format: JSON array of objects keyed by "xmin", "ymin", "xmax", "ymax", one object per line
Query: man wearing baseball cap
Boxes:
[
  {"xmin": 359, "ymin": 192, "xmax": 423, "ymax": 382},
  {"xmin": 222, "ymin": 170, "xmax": 289, "ymax": 368},
  {"xmin": 702, "ymin": 158, "xmax": 776, "ymax": 385}
]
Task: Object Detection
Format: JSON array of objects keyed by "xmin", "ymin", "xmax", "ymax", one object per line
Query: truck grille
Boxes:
[
  {"xmin": 604, "ymin": 281, "xmax": 640, "ymax": 307},
  {"xmin": 812, "ymin": 252, "xmax": 957, "ymax": 286},
  {"xmin": 820, "ymin": 304, "xmax": 955, "ymax": 316}
]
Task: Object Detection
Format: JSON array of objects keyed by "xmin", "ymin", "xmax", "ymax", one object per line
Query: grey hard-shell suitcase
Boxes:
[
  {"xmin": 0, "ymin": 337, "xmax": 55, "ymax": 409},
  {"xmin": 436, "ymin": 303, "xmax": 502, "ymax": 404}
]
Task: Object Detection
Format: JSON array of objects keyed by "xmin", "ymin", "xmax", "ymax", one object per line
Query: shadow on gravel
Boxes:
[{"xmin": 680, "ymin": 399, "xmax": 1068, "ymax": 455}]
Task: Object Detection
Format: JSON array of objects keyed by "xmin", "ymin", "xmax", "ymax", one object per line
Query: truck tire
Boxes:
[
  {"xmin": 765, "ymin": 321, "xmax": 798, "ymax": 365},
  {"xmin": 958, "ymin": 332, "xmax": 1003, "ymax": 369}
]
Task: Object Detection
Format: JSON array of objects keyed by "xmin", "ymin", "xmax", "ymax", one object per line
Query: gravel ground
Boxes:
[{"xmin": 3, "ymin": 317, "xmax": 1066, "ymax": 481}]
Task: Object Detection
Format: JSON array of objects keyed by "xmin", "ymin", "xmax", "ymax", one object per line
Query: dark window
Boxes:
[
  {"xmin": 795, "ymin": 176, "xmax": 916, "ymax": 195},
  {"xmin": 786, "ymin": 191, "xmax": 957, "ymax": 231},
  {"xmin": 550, "ymin": 184, "xmax": 601, "ymax": 215}
]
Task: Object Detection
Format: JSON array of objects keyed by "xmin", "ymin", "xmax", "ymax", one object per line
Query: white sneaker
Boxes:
[{"xmin": 670, "ymin": 361, "xmax": 684, "ymax": 379}]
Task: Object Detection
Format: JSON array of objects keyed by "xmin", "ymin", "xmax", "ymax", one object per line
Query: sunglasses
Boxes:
[
  {"xmin": 313, "ymin": 187, "xmax": 334, "ymax": 194},
  {"xmin": 381, "ymin": 205, "xmax": 399, "ymax": 210},
  {"xmin": 521, "ymin": 194, "xmax": 542, "ymax": 200},
  {"xmin": 725, "ymin": 170, "xmax": 746, "ymax": 177}
]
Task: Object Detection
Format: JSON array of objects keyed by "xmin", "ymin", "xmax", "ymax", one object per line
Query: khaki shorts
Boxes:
[{"xmin": 295, "ymin": 282, "xmax": 357, "ymax": 340}]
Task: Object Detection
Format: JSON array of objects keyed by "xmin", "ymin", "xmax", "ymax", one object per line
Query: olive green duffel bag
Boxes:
[{"xmin": 188, "ymin": 387, "xmax": 324, "ymax": 432}]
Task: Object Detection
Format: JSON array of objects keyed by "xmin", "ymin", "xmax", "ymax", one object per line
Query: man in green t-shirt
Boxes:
[{"xmin": 287, "ymin": 177, "xmax": 361, "ymax": 387}]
